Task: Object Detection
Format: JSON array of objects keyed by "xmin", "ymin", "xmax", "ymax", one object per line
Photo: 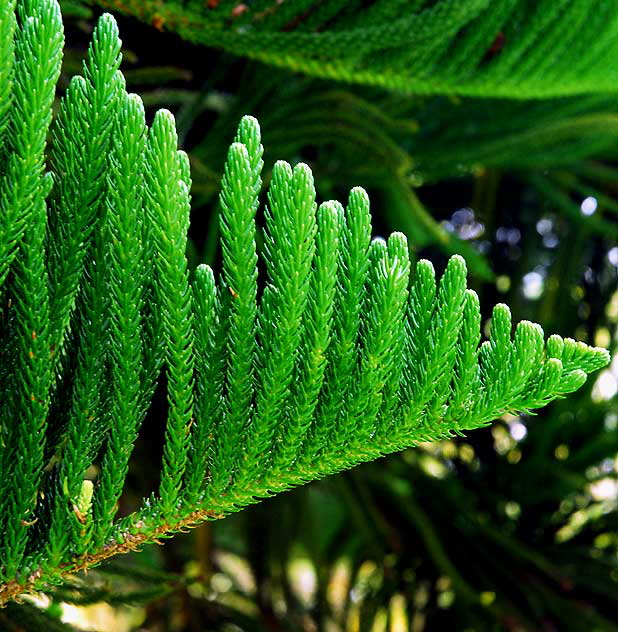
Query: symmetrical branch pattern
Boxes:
[
  {"xmin": 0, "ymin": 1, "xmax": 610, "ymax": 604},
  {"xmin": 80, "ymin": 0, "xmax": 618, "ymax": 98}
]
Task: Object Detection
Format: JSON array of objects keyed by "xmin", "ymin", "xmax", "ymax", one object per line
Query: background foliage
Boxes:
[{"xmin": 4, "ymin": 1, "xmax": 618, "ymax": 630}]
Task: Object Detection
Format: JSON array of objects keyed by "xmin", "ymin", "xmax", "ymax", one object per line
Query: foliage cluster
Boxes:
[{"xmin": 1, "ymin": 1, "xmax": 617, "ymax": 629}]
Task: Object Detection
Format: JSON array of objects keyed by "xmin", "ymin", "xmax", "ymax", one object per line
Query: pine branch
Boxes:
[
  {"xmin": 186, "ymin": 264, "xmax": 223, "ymax": 505},
  {"xmin": 233, "ymin": 160, "xmax": 317, "ymax": 490},
  {"xmin": 0, "ymin": 0, "xmax": 62, "ymax": 288},
  {"xmin": 145, "ymin": 110, "xmax": 195, "ymax": 519},
  {"xmin": 0, "ymin": 0, "xmax": 63, "ymax": 577},
  {"xmin": 77, "ymin": 0, "xmax": 618, "ymax": 98},
  {"xmin": 46, "ymin": 12, "xmax": 123, "ymax": 360},
  {"xmin": 271, "ymin": 200, "xmax": 342, "ymax": 473},
  {"xmin": 91, "ymin": 92, "xmax": 148, "ymax": 549},
  {"xmin": 0, "ymin": 0, "xmax": 16, "ymax": 156},
  {"xmin": 0, "ymin": 1, "xmax": 611, "ymax": 604},
  {"xmin": 206, "ymin": 119, "xmax": 262, "ymax": 499},
  {"xmin": 305, "ymin": 187, "xmax": 371, "ymax": 460}
]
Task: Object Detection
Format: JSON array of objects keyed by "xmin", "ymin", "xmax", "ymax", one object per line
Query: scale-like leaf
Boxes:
[{"xmin": 0, "ymin": 1, "xmax": 610, "ymax": 605}]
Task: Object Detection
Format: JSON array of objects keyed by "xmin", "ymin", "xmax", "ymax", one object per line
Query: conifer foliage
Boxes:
[
  {"xmin": 82, "ymin": 0, "xmax": 618, "ymax": 98},
  {"xmin": 0, "ymin": 0, "xmax": 610, "ymax": 603}
]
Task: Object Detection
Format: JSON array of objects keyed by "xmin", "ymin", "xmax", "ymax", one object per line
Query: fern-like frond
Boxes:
[
  {"xmin": 145, "ymin": 110, "xmax": 196, "ymax": 519},
  {"xmin": 46, "ymin": 12, "xmax": 122, "ymax": 357},
  {"xmin": 0, "ymin": 2, "xmax": 610, "ymax": 604},
  {"xmin": 91, "ymin": 92, "xmax": 148, "ymax": 549},
  {"xmin": 207, "ymin": 120, "xmax": 262, "ymax": 499},
  {"xmin": 0, "ymin": 0, "xmax": 16, "ymax": 156},
  {"xmin": 79, "ymin": 0, "xmax": 618, "ymax": 98},
  {"xmin": 0, "ymin": 0, "xmax": 62, "ymax": 288},
  {"xmin": 0, "ymin": 0, "xmax": 63, "ymax": 578}
]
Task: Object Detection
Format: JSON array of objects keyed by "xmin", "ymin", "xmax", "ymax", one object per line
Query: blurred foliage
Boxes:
[
  {"xmin": 27, "ymin": 2, "xmax": 618, "ymax": 630},
  {"xmin": 67, "ymin": 0, "xmax": 618, "ymax": 98}
]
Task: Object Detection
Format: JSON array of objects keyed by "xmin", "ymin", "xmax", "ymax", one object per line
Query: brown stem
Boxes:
[{"xmin": 0, "ymin": 507, "xmax": 222, "ymax": 606}]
